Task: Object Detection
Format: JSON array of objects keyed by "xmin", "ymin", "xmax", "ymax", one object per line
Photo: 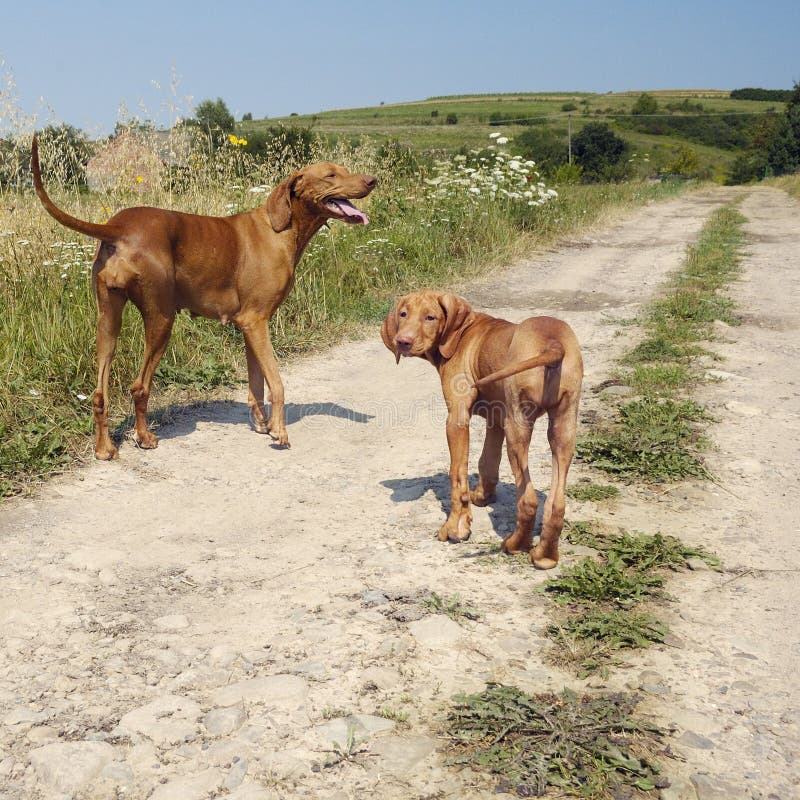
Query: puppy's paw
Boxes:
[{"xmin": 470, "ymin": 487, "xmax": 496, "ymax": 506}]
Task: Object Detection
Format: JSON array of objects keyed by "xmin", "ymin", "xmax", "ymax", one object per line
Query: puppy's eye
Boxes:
[
  {"xmin": 425, "ymin": 315, "xmax": 436, "ymax": 321},
  {"xmin": 399, "ymin": 310, "xmax": 408, "ymax": 318}
]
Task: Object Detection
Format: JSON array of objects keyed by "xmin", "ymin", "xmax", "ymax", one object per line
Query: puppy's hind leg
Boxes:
[{"xmin": 533, "ymin": 395, "xmax": 579, "ymax": 569}]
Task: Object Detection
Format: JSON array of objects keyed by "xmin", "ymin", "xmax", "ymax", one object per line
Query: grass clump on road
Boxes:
[
  {"xmin": 544, "ymin": 523, "xmax": 719, "ymax": 676},
  {"xmin": 445, "ymin": 684, "xmax": 666, "ymax": 798},
  {"xmin": 578, "ymin": 205, "xmax": 746, "ymax": 482}
]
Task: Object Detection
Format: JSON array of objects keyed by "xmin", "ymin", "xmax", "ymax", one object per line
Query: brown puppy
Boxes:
[
  {"xmin": 381, "ymin": 290, "xmax": 582, "ymax": 569},
  {"xmin": 32, "ymin": 136, "xmax": 375, "ymax": 459}
]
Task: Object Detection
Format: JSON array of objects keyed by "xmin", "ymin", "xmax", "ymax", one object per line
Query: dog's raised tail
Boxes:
[
  {"xmin": 473, "ymin": 340, "xmax": 565, "ymax": 388},
  {"xmin": 31, "ymin": 134, "xmax": 123, "ymax": 241}
]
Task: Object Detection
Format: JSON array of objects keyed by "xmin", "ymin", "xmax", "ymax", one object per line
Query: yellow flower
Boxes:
[
  {"xmin": 228, "ymin": 134, "xmax": 248, "ymax": 147},
  {"xmin": 135, "ymin": 175, "xmax": 143, "ymax": 183}
]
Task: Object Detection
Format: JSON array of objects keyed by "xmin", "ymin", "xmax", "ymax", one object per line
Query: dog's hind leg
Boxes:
[
  {"xmin": 532, "ymin": 395, "xmax": 579, "ymax": 569},
  {"xmin": 128, "ymin": 261, "xmax": 175, "ymax": 450},
  {"xmin": 501, "ymin": 416, "xmax": 537, "ymax": 556},
  {"xmin": 471, "ymin": 420, "xmax": 504, "ymax": 506},
  {"xmin": 92, "ymin": 274, "xmax": 126, "ymax": 460}
]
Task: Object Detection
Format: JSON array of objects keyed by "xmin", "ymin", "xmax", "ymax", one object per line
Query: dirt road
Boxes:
[{"xmin": 0, "ymin": 186, "xmax": 797, "ymax": 800}]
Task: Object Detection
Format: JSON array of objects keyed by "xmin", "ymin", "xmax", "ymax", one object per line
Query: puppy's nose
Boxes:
[
  {"xmin": 395, "ymin": 335, "xmax": 413, "ymax": 352},
  {"xmin": 363, "ymin": 175, "xmax": 377, "ymax": 190}
]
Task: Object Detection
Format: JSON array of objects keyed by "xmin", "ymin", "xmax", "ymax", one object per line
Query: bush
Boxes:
[
  {"xmin": 572, "ymin": 122, "xmax": 630, "ymax": 182},
  {"xmin": 631, "ymin": 93, "xmax": 659, "ymax": 115},
  {"xmin": 445, "ymin": 113, "xmax": 458, "ymax": 125},
  {"xmin": 515, "ymin": 127, "xmax": 569, "ymax": 177}
]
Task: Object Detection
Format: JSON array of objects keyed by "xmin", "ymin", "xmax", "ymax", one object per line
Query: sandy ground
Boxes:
[{"xmin": 0, "ymin": 185, "xmax": 797, "ymax": 800}]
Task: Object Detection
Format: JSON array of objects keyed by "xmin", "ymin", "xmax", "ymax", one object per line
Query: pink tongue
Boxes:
[{"xmin": 329, "ymin": 199, "xmax": 369, "ymax": 224}]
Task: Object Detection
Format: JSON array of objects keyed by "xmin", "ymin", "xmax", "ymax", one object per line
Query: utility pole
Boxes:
[{"xmin": 568, "ymin": 114, "xmax": 572, "ymax": 164}]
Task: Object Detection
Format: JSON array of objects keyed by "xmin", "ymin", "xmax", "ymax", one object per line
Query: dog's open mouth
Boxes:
[{"xmin": 325, "ymin": 199, "xmax": 369, "ymax": 225}]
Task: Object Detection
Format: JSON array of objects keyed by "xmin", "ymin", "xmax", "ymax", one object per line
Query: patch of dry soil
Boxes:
[{"xmin": 0, "ymin": 186, "xmax": 797, "ymax": 799}]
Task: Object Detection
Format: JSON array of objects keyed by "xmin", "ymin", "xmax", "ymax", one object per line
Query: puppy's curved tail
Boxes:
[
  {"xmin": 31, "ymin": 134, "xmax": 123, "ymax": 241},
  {"xmin": 473, "ymin": 340, "xmax": 564, "ymax": 388}
]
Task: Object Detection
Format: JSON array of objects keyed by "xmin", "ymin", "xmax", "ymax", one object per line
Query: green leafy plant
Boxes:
[{"xmin": 445, "ymin": 684, "xmax": 666, "ymax": 797}]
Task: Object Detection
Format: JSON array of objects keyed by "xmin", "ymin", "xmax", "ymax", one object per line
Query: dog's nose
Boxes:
[
  {"xmin": 395, "ymin": 336, "xmax": 413, "ymax": 352},
  {"xmin": 363, "ymin": 175, "xmax": 377, "ymax": 190}
]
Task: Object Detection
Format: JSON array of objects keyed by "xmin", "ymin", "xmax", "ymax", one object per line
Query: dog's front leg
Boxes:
[
  {"xmin": 239, "ymin": 317, "xmax": 289, "ymax": 447},
  {"xmin": 438, "ymin": 403, "xmax": 473, "ymax": 543}
]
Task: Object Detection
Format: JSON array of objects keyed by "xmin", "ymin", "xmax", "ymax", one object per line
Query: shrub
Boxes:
[
  {"xmin": 446, "ymin": 113, "xmax": 458, "ymax": 125},
  {"xmin": 514, "ymin": 127, "xmax": 569, "ymax": 176},
  {"xmin": 631, "ymin": 93, "xmax": 659, "ymax": 115},
  {"xmin": 572, "ymin": 122, "xmax": 630, "ymax": 182}
]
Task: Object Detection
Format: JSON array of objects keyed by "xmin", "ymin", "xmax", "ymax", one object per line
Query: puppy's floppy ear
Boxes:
[
  {"xmin": 381, "ymin": 301, "xmax": 402, "ymax": 364},
  {"xmin": 438, "ymin": 293, "xmax": 475, "ymax": 360},
  {"xmin": 267, "ymin": 171, "xmax": 300, "ymax": 232}
]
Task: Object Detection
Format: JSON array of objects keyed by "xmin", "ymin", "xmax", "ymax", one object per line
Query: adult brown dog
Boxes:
[
  {"xmin": 32, "ymin": 136, "xmax": 375, "ymax": 459},
  {"xmin": 381, "ymin": 290, "xmax": 582, "ymax": 569}
]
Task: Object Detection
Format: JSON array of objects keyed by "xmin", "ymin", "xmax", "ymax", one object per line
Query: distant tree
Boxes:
[
  {"xmin": 37, "ymin": 124, "xmax": 92, "ymax": 187},
  {"xmin": 766, "ymin": 82, "xmax": 800, "ymax": 175},
  {"xmin": 191, "ymin": 98, "xmax": 235, "ymax": 146},
  {"xmin": 572, "ymin": 122, "xmax": 630, "ymax": 182},
  {"xmin": 241, "ymin": 112, "xmax": 253, "ymax": 121},
  {"xmin": 631, "ymin": 93, "xmax": 659, "ymax": 115}
]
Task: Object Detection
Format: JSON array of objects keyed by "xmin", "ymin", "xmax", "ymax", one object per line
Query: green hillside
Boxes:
[{"xmin": 240, "ymin": 90, "xmax": 780, "ymax": 181}]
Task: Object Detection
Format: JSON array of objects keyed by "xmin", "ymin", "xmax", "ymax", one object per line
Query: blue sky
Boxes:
[{"xmin": 2, "ymin": 0, "xmax": 798, "ymax": 134}]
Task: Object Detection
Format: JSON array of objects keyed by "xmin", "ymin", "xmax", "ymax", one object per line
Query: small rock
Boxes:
[
  {"xmin": 29, "ymin": 741, "xmax": 114, "ymax": 794},
  {"xmin": 678, "ymin": 731, "xmax": 715, "ymax": 750},
  {"xmin": 686, "ymin": 557, "xmax": 710, "ymax": 571},
  {"xmin": 153, "ymin": 614, "xmax": 189, "ymax": 632},
  {"xmin": 360, "ymin": 666, "xmax": 401, "ymax": 690},
  {"xmin": 149, "ymin": 768, "xmax": 223, "ymax": 800},
  {"xmin": 118, "ymin": 695, "xmax": 202, "ymax": 745},
  {"xmin": 65, "ymin": 547, "xmax": 126, "ymax": 571},
  {"xmin": 226, "ymin": 782, "xmax": 277, "ymax": 800},
  {"xmin": 691, "ymin": 772, "xmax": 747, "ymax": 800},
  {"xmin": 408, "ymin": 614, "xmax": 462, "ymax": 648},
  {"xmin": 369, "ymin": 735, "xmax": 438, "ymax": 775},
  {"xmin": 203, "ymin": 705, "xmax": 247, "ymax": 737},
  {"xmin": 224, "ymin": 758, "xmax": 248, "ymax": 791},
  {"xmin": 659, "ymin": 776, "xmax": 698, "ymax": 800},
  {"xmin": 209, "ymin": 675, "xmax": 308, "ymax": 709},
  {"xmin": 363, "ymin": 590, "xmax": 390, "ymax": 607},
  {"xmin": 310, "ymin": 714, "xmax": 395, "ymax": 749}
]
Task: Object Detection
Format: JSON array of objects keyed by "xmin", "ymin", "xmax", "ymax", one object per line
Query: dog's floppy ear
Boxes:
[
  {"xmin": 381, "ymin": 301, "xmax": 402, "ymax": 365},
  {"xmin": 438, "ymin": 293, "xmax": 475, "ymax": 360},
  {"xmin": 267, "ymin": 171, "xmax": 300, "ymax": 232}
]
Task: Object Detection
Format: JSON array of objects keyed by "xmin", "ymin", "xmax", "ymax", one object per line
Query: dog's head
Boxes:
[
  {"xmin": 267, "ymin": 162, "xmax": 376, "ymax": 232},
  {"xmin": 381, "ymin": 291, "xmax": 476, "ymax": 364}
]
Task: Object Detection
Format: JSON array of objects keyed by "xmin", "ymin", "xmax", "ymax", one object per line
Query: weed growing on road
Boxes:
[
  {"xmin": 445, "ymin": 684, "xmax": 666, "ymax": 797},
  {"xmin": 578, "ymin": 205, "xmax": 746, "ymax": 481},
  {"xmin": 566, "ymin": 481, "xmax": 620, "ymax": 502},
  {"xmin": 420, "ymin": 592, "xmax": 481, "ymax": 622},
  {"xmin": 545, "ymin": 522, "xmax": 720, "ymax": 676}
]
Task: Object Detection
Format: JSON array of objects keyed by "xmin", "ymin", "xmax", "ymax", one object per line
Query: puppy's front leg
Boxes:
[{"xmin": 438, "ymin": 402, "xmax": 474, "ymax": 543}]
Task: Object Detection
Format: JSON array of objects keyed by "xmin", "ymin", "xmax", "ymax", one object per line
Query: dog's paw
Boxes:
[
  {"xmin": 94, "ymin": 445, "xmax": 119, "ymax": 461},
  {"xmin": 501, "ymin": 532, "xmax": 533, "ymax": 555},
  {"xmin": 268, "ymin": 429, "xmax": 291, "ymax": 448},
  {"xmin": 470, "ymin": 487, "xmax": 496, "ymax": 506},
  {"xmin": 437, "ymin": 518, "xmax": 471, "ymax": 543},
  {"xmin": 253, "ymin": 419, "xmax": 270, "ymax": 435},
  {"xmin": 530, "ymin": 543, "xmax": 559, "ymax": 570},
  {"xmin": 134, "ymin": 430, "xmax": 159, "ymax": 450}
]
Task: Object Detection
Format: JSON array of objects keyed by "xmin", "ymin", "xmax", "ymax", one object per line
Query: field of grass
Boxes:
[
  {"xmin": 244, "ymin": 90, "xmax": 778, "ymax": 180},
  {"xmin": 0, "ymin": 130, "xmax": 688, "ymax": 495}
]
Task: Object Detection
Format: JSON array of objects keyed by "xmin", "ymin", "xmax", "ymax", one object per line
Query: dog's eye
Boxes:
[
  {"xmin": 399, "ymin": 310, "xmax": 407, "ymax": 318},
  {"xmin": 425, "ymin": 314, "xmax": 436, "ymax": 321}
]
